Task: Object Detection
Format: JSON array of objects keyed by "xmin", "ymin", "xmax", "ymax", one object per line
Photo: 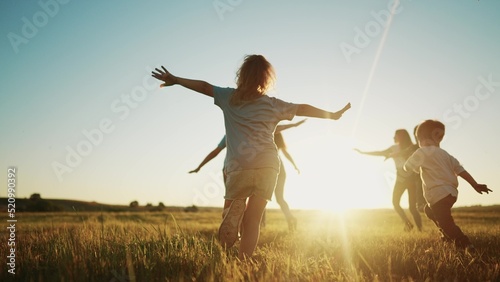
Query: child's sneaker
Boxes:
[{"xmin": 218, "ymin": 199, "xmax": 246, "ymax": 248}]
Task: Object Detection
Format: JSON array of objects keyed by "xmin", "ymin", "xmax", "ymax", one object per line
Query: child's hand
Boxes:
[
  {"xmin": 331, "ymin": 102, "xmax": 351, "ymax": 120},
  {"xmin": 152, "ymin": 66, "xmax": 178, "ymax": 87},
  {"xmin": 474, "ymin": 184, "xmax": 492, "ymax": 194},
  {"xmin": 340, "ymin": 102, "xmax": 351, "ymax": 114},
  {"xmin": 295, "ymin": 119, "xmax": 307, "ymax": 127},
  {"xmin": 294, "ymin": 166, "xmax": 300, "ymax": 174}
]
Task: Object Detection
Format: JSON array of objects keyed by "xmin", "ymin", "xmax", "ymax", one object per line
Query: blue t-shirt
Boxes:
[
  {"xmin": 217, "ymin": 135, "xmax": 227, "ymax": 149},
  {"xmin": 213, "ymin": 86, "xmax": 298, "ymax": 173}
]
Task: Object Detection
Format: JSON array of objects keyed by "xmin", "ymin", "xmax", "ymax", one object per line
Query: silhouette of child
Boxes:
[
  {"xmin": 152, "ymin": 54, "xmax": 350, "ymax": 259},
  {"xmin": 355, "ymin": 129, "xmax": 422, "ymax": 231}
]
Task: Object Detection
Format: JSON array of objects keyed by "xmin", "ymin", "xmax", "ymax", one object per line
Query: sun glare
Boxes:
[{"xmin": 272, "ymin": 132, "xmax": 392, "ymax": 213}]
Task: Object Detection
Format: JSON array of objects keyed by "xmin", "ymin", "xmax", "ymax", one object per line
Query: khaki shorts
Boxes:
[{"xmin": 224, "ymin": 168, "xmax": 278, "ymax": 201}]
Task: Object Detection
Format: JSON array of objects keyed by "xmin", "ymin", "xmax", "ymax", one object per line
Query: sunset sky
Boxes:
[{"xmin": 1, "ymin": 0, "xmax": 499, "ymax": 211}]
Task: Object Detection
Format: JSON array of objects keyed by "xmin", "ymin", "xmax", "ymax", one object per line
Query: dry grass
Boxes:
[{"xmin": 1, "ymin": 207, "xmax": 499, "ymax": 281}]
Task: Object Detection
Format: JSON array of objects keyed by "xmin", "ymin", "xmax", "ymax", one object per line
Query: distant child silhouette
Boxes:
[
  {"xmin": 152, "ymin": 54, "xmax": 351, "ymax": 259},
  {"xmin": 271, "ymin": 120, "xmax": 304, "ymax": 231},
  {"xmin": 404, "ymin": 120, "xmax": 491, "ymax": 251},
  {"xmin": 355, "ymin": 129, "xmax": 422, "ymax": 231},
  {"xmin": 388, "ymin": 125, "xmax": 427, "ymax": 213}
]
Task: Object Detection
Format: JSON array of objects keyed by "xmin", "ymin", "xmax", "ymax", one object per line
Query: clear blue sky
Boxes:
[{"xmin": 1, "ymin": 0, "xmax": 499, "ymax": 210}]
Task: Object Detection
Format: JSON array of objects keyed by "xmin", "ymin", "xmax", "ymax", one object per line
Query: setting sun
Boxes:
[{"xmin": 267, "ymin": 131, "xmax": 394, "ymax": 212}]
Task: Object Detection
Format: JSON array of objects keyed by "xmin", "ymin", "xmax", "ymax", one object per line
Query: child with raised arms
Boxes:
[{"xmin": 152, "ymin": 54, "xmax": 351, "ymax": 259}]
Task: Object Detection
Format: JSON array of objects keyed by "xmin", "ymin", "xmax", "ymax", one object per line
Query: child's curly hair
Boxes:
[{"xmin": 231, "ymin": 55, "xmax": 276, "ymax": 105}]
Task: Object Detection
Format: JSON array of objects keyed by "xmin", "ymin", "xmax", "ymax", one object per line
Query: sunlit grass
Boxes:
[{"xmin": 1, "ymin": 207, "xmax": 499, "ymax": 281}]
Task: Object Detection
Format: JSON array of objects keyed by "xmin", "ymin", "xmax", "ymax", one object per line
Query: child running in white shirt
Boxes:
[{"xmin": 404, "ymin": 119, "xmax": 491, "ymax": 250}]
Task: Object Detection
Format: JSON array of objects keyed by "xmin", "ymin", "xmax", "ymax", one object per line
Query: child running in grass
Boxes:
[
  {"xmin": 152, "ymin": 54, "xmax": 351, "ymax": 259},
  {"xmin": 404, "ymin": 119, "xmax": 492, "ymax": 251},
  {"xmin": 355, "ymin": 129, "xmax": 423, "ymax": 232},
  {"xmin": 269, "ymin": 120, "xmax": 305, "ymax": 231}
]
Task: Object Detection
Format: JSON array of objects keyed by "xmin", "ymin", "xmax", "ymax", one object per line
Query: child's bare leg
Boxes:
[
  {"xmin": 407, "ymin": 178, "xmax": 422, "ymax": 230},
  {"xmin": 274, "ymin": 167, "xmax": 297, "ymax": 231},
  {"xmin": 260, "ymin": 209, "xmax": 266, "ymax": 228},
  {"xmin": 238, "ymin": 194, "xmax": 267, "ymax": 260},
  {"xmin": 222, "ymin": 199, "xmax": 246, "ymax": 238},
  {"xmin": 222, "ymin": 199, "xmax": 232, "ymax": 219},
  {"xmin": 393, "ymin": 181, "xmax": 412, "ymax": 230},
  {"xmin": 275, "ymin": 168, "xmax": 293, "ymax": 219}
]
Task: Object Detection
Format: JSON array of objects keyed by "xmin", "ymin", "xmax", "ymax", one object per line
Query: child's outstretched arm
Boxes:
[
  {"xmin": 152, "ymin": 66, "xmax": 213, "ymax": 97},
  {"xmin": 354, "ymin": 148, "xmax": 392, "ymax": 158},
  {"xmin": 296, "ymin": 102, "xmax": 351, "ymax": 120},
  {"xmin": 458, "ymin": 171, "xmax": 492, "ymax": 194},
  {"xmin": 275, "ymin": 119, "xmax": 306, "ymax": 133},
  {"xmin": 189, "ymin": 146, "xmax": 225, "ymax": 173},
  {"xmin": 281, "ymin": 147, "xmax": 300, "ymax": 174}
]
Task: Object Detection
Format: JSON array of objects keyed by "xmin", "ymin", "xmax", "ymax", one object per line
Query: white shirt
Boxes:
[{"xmin": 404, "ymin": 146, "xmax": 465, "ymax": 205}]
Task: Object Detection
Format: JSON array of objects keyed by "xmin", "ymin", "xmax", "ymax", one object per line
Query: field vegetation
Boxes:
[{"xmin": 1, "ymin": 206, "xmax": 499, "ymax": 281}]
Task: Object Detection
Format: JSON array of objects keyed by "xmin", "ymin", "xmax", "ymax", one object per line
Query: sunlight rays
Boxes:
[{"xmin": 351, "ymin": 0, "xmax": 401, "ymax": 138}]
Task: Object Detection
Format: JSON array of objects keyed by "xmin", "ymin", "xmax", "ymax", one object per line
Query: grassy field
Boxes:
[{"xmin": 1, "ymin": 206, "xmax": 499, "ymax": 281}]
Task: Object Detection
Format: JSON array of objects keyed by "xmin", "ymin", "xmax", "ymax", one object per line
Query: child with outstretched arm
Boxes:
[
  {"xmin": 404, "ymin": 119, "xmax": 491, "ymax": 251},
  {"xmin": 152, "ymin": 54, "xmax": 350, "ymax": 259}
]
